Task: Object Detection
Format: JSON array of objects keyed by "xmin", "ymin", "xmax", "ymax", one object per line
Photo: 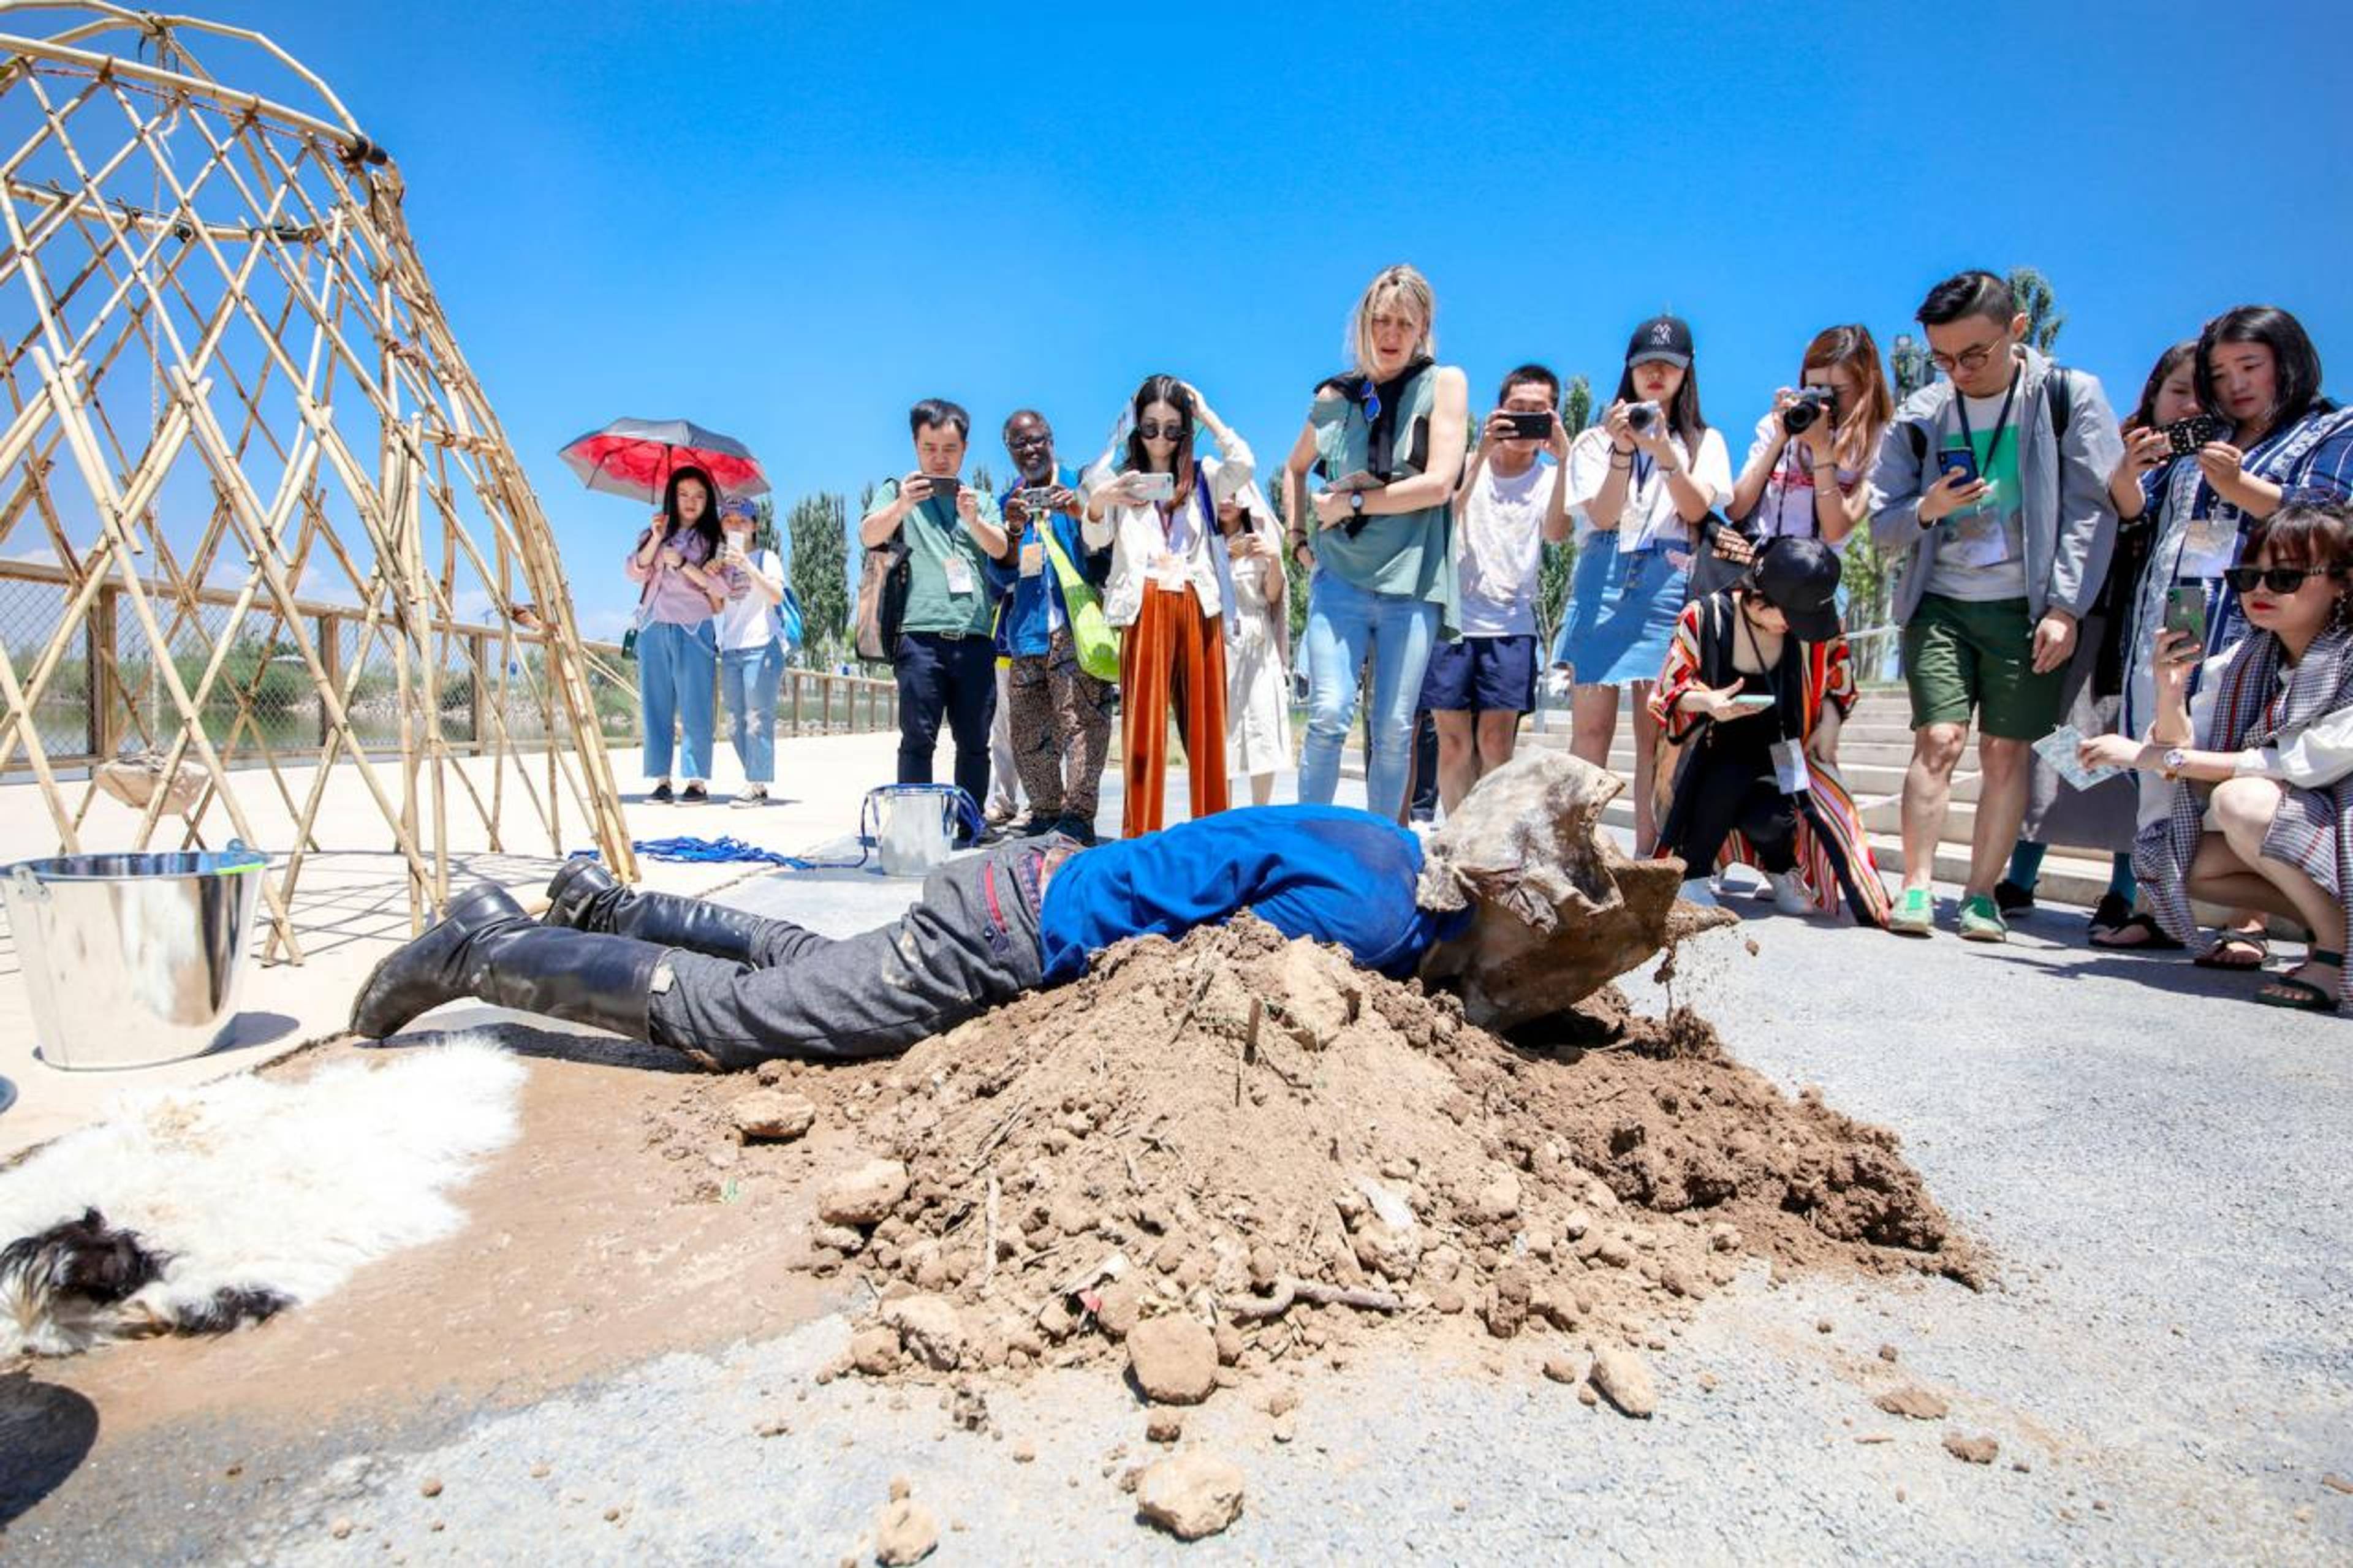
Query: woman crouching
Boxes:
[
  {"xmin": 2091, "ymin": 497, "xmax": 2353, "ymax": 1012},
  {"xmin": 1650, "ymin": 536, "xmax": 1892, "ymax": 925}
]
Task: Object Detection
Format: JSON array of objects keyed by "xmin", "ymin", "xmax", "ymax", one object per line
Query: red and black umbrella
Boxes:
[{"xmin": 559, "ymin": 417, "xmax": 770, "ymax": 502}]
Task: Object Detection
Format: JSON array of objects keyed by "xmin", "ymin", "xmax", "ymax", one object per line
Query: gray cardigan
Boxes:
[{"xmin": 1866, "ymin": 346, "xmax": 2123, "ymax": 626}]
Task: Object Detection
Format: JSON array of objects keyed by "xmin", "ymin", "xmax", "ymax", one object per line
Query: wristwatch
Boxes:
[
  {"xmin": 1349, "ymin": 490, "xmax": 1366, "ymax": 516},
  {"xmin": 2161, "ymin": 746, "xmax": 2188, "ymax": 781}
]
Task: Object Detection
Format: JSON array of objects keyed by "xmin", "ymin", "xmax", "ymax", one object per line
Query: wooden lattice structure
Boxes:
[{"xmin": 0, "ymin": 3, "xmax": 636, "ymax": 960}]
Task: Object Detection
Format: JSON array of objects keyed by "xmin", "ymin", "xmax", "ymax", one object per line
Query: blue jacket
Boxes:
[{"xmin": 995, "ymin": 464, "xmax": 1111, "ymax": 657}]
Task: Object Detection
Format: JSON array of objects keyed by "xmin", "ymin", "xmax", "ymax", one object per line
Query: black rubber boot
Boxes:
[
  {"xmin": 349, "ymin": 885, "xmax": 529, "ymax": 1039},
  {"xmin": 352, "ymin": 886, "xmax": 665, "ymax": 1041},
  {"xmin": 542, "ymin": 858, "xmax": 770, "ymax": 963}
]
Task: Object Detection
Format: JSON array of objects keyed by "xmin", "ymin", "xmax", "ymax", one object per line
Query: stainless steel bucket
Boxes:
[{"xmin": 1, "ymin": 843, "xmax": 267, "ymax": 1070}]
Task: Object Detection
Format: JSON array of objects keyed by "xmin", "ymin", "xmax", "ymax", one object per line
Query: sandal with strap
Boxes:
[
  {"xmin": 2090, "ymin": 912, "xmax": 2186, "ymax": 952},
  {"xmin": 2195, "ymin": 931, "xmax": 2270, "ymax": 969},
  {"xmin": 2256, "ymin": 949, "xmax": 2344, "ymax": 1012}
]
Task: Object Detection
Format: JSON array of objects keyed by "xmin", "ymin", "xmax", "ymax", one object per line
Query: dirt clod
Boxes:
[
  {"xmin": 419, "ymin": 1478, "xmax": 442, "ymax": 1499},
  {"xmin": 818, "ymin": 1159, "xmax": 909, "ymax": 1227},
  {"xmin": 1875, "ymin": 1385, "xmax": 1950, "ymax": 1421},
  {"xmin": 1127, "ymin": 1316, "xmax": 1218, "ymax": 1405},
  {"xmin": 1590, "ymin": 1347, "xmax": 1658, "ymax": 1418},
  {"xmin": 1134, "ymin": 1450, "xmax": 1246, "ymax": 1540},
  {"xmin": 730, "ymin": 1088, "xmax": 817, "ymax": 1142},
  {"xmin": 874, "ymin": 1497, "xmax": 938, "ymax": 1564},
  {"xmin": 1943, "ymin": 1432, "xmax": 2000, "ymax": 1465}
]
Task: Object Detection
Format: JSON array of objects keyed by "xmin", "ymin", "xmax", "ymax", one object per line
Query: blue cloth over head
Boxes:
[{"xmin": 1034, "ymin": 805, "xmax": 1469, "ymax": 983}]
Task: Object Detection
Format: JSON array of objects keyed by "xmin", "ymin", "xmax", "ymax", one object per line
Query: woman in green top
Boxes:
[{"xmin": 1281, "ymin": 263, "xmax": 1469, "ymax": 819}]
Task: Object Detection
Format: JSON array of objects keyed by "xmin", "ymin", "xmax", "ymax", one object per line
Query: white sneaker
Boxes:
[
  {"xmin": 1765, "ymin": 869, "xmax": 1812, "ymax": 916},
  {"xmin": 1678, "ymin": 876, "xmax": 1723, "ymax": 909},
  {"xmin": 730, "ymin": 786, "xmax": 769, "ymax": 809}
]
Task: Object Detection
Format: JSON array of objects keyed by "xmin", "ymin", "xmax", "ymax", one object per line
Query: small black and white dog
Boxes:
[{"xmin": 1, "ymin": 1207, "xmax": 289, "ymax": 1357}]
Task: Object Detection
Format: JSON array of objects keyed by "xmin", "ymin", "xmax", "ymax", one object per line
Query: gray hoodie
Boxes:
[{"xmin": 1866, "ymin": 346, "xmax": 2123, "ymax": 626}]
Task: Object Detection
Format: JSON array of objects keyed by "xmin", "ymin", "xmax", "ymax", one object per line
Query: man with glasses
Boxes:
[
  {"xmin": 1868, "ymin": 270, "xmax": 2124, "ymax": 941},
  {"xmin": 995, "ymin": 410, "xmax": 1115, "ymax": 843}
]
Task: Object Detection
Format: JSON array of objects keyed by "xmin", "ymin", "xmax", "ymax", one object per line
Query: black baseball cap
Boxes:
[
  {"xmin": 1625, "ymin": 315, "xmax": 1694, "ymax": 368},
  {"xmin": 1749, "ymin": 536, "xmax": 1843, "ymax": 643}
]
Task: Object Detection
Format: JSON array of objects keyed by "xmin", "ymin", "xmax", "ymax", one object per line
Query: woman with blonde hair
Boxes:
[{"xmin": 1281, "ymin": 263, "xmax": 1469, "ymax": 818}]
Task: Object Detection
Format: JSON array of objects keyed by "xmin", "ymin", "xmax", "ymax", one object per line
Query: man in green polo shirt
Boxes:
[{"xmin": 858, "ymin": 398, "xmax": 1015, "ymax": 835}]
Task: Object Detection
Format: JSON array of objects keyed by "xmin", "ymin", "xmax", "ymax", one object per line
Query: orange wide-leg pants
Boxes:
[{"xmin": 1120, "ymin": 585, "xmax": 1229, "ymax": 839}]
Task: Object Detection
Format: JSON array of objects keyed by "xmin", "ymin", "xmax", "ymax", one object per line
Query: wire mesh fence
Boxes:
[{"xmin": 0, "ymin": 561, "xmax": 897, "ymax": 774}]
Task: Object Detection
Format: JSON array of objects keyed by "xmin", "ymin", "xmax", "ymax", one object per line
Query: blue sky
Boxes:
[{"xmin": 94, "ymin": 0, "xmax": 2353, "ymax": 635}]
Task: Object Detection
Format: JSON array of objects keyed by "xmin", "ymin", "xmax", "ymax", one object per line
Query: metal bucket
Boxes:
[
  {"xmin": 864, "ymin": 784, "xmax": 983, "ymax": 878},
  {"xmin": 1, "ymin": 842, "xmax": 267, "ymax": 1070}
]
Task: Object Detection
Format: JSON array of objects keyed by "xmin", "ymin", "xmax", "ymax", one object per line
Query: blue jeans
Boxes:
[
  {"xmin": 1296, "ymin": 568, "xmax": 1440, "ymax": 818},
  {"xmin": 721, "ymin": 640, "xmax": 787, "ymax": 784},
  {"xmin": 638, "ymin": 618, "xmax": 718, "ymax": 781}
]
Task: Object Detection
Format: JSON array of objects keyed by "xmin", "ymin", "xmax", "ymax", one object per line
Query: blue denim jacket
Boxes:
[{"xmin": 995, "ymin": 464, "xmax": 1112, "ymax": 657}]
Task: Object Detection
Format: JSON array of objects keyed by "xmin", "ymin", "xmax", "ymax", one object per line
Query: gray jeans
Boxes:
[{"xmin": 646, "ymin": 841, "xmax": 1051, "ymax": 1070}]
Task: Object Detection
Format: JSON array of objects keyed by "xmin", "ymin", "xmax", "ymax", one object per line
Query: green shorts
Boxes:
[{"xmin": 1901, "ymin": 593, "xmax": 2065, "ymax": 741}]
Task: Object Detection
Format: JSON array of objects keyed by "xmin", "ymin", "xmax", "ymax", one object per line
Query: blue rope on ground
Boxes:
[{"xmin": 566, "ymin": 786, "xmax": 985, "ymax": 876}]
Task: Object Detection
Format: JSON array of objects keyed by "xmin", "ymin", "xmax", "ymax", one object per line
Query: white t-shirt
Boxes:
[
  {"xmin": 1741, "ymin": 412, "xmax": 1861, "ymax": 543},
  {"xmin": 1564, "ymin": 424, "xmax": 1733, "ymax": 553},
  {"xmin": 715, "ymin": 546, "xmax": 787, "ymax": 652},
  {"xmin": 1457, "ymin": 458, "xmax": 1554, "ymax": 638}
]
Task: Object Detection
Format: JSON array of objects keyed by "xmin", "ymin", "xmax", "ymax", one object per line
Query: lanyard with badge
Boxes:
[
  {"xmin": 926, "ymin": 489, "xmax": 977, "ymax": 597},
  {"xmin": 1943, "ymin": 369, "xmax": 2019, "ymax": 567},
  {"xmin": 1732, "ymin": 607, "xmax": 1813, "ymax": 796}
]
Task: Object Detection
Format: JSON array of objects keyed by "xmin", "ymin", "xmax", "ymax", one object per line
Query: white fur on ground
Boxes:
[{"xmin": 0, "ymin": 1034, "xmax": 525, "ymax": 1355}]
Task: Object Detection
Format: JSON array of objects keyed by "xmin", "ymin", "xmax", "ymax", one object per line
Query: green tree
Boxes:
[
  {"xmin": 2007, "ymin": 266, "xmax": 2064, "ymax": 353},
  {"xmin": 787, "ymin": 491, "xmax": 850, "ymax": 662}
]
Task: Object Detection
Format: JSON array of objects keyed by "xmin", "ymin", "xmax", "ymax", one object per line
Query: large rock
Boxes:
[
  {"xmin": 1134, "ymin": 1451, "xmax": 1246, "ymax": 1540},
  {"xmin": 817, "ymin": 1158, "xmax": 909, "ymax": 1226},
  {"xmin": 729, "ymin": 1089, "xmax": 817, "ymax": 1142},
  {"xmin": 1126, "ymin": 1314, "xmax": 1218, "ymax": 1404},
  {"xmin": 881, "ymin": 1293, "xmax": 966, "ymax": 1371},
  {"xmin": 1589, "ymin": 1347, "xmax": 1657, "ymax": 1418},
  {"xmin": 1416, "ymin": 752, "xmax": 1732, "ymax": 1026}
]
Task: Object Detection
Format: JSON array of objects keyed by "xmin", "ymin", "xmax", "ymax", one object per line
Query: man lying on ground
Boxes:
[{"xmin": 349, "ymin": 753, "xmax": 1693, "ymax": 1069}]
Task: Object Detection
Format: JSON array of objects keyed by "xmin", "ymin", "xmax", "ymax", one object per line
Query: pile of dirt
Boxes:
[{"xmin": 773, "ymin": 913, "xmax": 1974, "ymax": 1396}]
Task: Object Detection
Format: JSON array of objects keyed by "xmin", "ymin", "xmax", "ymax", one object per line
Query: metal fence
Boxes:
[{"xmin": 0, "ymin": 558, "xmax": 897, "ymax": 773}]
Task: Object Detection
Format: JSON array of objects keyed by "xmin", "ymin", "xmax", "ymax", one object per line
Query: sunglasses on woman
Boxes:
[
  {"xmin": 1137, "ymin": 420, "xmax": 1185, "ymax": 440},
  {"xmin": 2225, "ymin": 564, "xmax": 2336, "ymax": 594}
]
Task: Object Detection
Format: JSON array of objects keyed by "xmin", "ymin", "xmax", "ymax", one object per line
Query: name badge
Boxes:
[
  {"xmin": 1020, "ymin": 542, "xmax": 1044, "ymax": 578},
  {"xmin": 1943, "ymin": 511, "xmax": 2012, "ymax": 569},
  {"xmin": 2177, "ymin": 511, "xmax": 2240, "ymax": 581},
  {"xmin": 1769, "ymin": 739, "xmax": 1812, "ymax": 796},
  {"xmin": 944, "ymin": 555, "xmax": 976, "ymax": 597}
]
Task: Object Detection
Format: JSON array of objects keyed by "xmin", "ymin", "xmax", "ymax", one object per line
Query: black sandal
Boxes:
[
  {"xmin": 2257, "ymin": 949, "xmax": 2343, "ymax": 1013},
  {"xmin": 2195, "ymin": 931, "xmax": 2270, "ymax": 969},
  {"xmin": 2089, "ymin": 912, "xmax": 2185, "ymax": 952}
]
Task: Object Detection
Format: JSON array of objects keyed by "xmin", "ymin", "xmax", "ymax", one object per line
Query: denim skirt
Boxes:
[{"xmin": 1555, "ymin": 542, "xmax": 1686, "ymax": 687}]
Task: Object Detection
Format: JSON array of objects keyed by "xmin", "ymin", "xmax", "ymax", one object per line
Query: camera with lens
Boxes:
[
  {"xmin": 1626, "ymin": 400, "xmax": 1662, "ymax": 432},
  {"xmin": 1783, "ymin": 385, "xmax": 1840, "ymax": 435}
]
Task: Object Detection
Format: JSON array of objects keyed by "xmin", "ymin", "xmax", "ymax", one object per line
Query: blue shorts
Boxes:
[{"xmin": 1419, "ymin": 634, "xmax": 1538, "ymax": 716}]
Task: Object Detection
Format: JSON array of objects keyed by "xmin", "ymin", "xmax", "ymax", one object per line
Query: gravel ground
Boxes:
[{"xmin": 6, "ymin": 813, "xmax": 2350, "ymax": 1562}]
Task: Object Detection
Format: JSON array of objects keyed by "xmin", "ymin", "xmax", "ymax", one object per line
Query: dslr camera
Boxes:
[
  {"xmin": 1626, "ymin": 401, "xmax": 1662, "ymax": 432},
  {"xmin": 1783, "ymin": 385, "xmax": 1840, "ymax": 435}
]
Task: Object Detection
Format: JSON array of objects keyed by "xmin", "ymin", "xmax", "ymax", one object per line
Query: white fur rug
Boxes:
[{"xmin": 0, "ymin": 1036, "xmax": 524, "ymax": 1355}]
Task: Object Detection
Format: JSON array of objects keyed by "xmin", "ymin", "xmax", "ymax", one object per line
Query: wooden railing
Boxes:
[{"xmin": 0, "ymin": 556, "xmax": 897, "ymax": 771}]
